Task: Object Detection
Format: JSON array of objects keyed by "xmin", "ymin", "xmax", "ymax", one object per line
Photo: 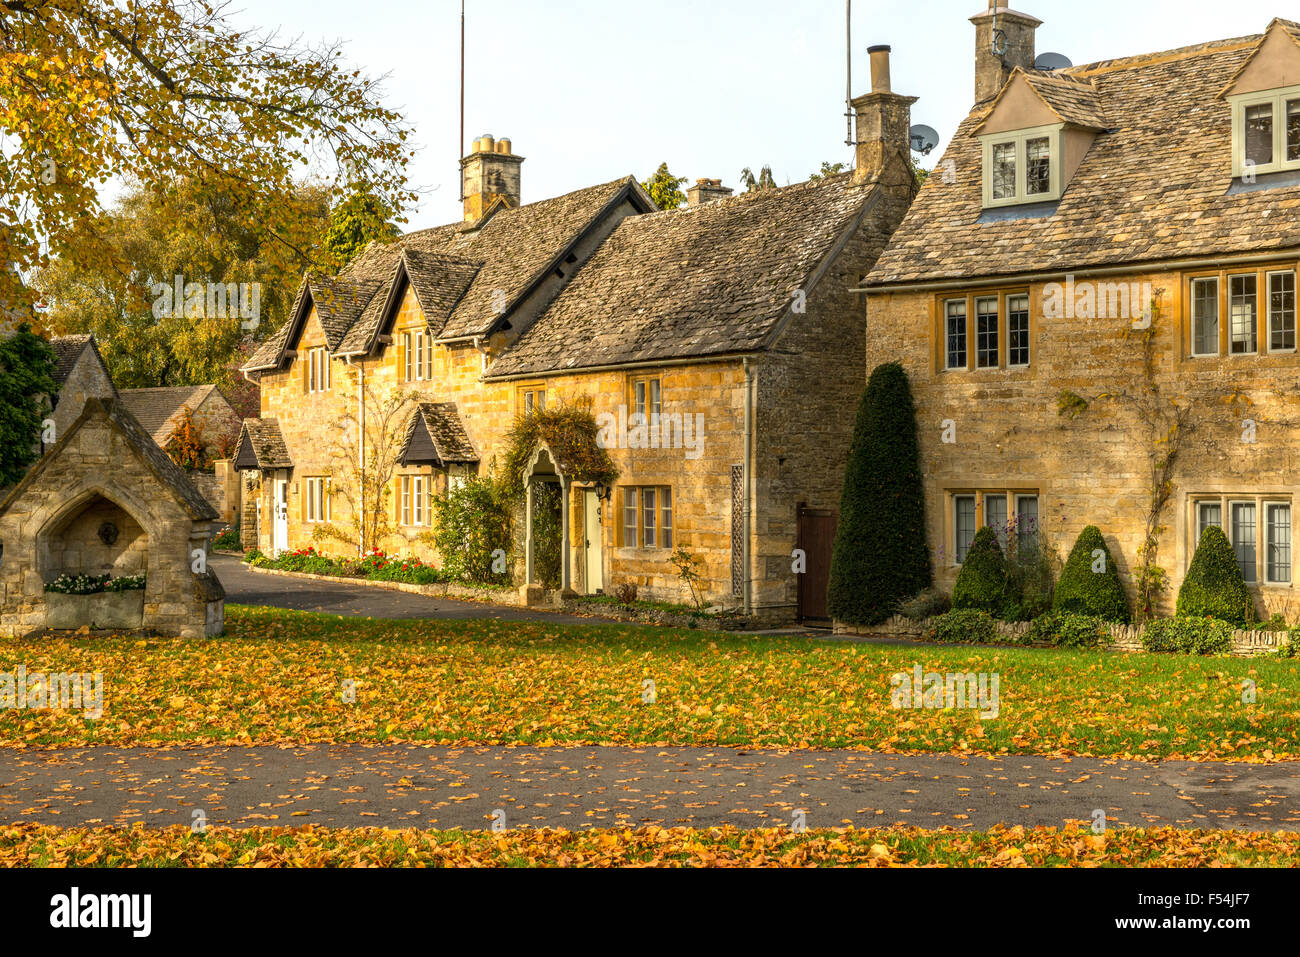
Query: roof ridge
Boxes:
[{"xmin": 1066, "ymin": 32, "xmax": 1260, "ymax": 77}]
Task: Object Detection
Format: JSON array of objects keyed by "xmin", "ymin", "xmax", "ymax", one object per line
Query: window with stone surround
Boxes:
[
  {"xmin": 1186, "ymin": 264, "xmax": 1299, "ymax": 357},
  {"xmin": 1190, "ymin": 494, "xmax": 1292, "ymax": 586},
  {"xmin": 399, "ymin": 474, "xmax": 430, "ymax": 527},
  {"xmin": 950, "ymin": 489, "xmax": 1039, "ymax": 564},
  {"xmin": 303, "ymin": 477, "xmax": 331, "ymax": 523},
  {"xmin": 402, "ymin": 330, "xmax": 434, "ymax": 382},
  {"xmin": 630, "ymin": 376, "xmax": 662, "ymax": 419},
  {"xmin": 305, "ymin": 347, "xmax": 331, "ymax": 393},
  {"xmin": 619, "ymin": 486, "xmax": 673, "ymax": 550},
  {"xmin": 517, "ymin": 385, "xmax": 546, "ymax": 416},
  {"xmin": 936, "ymin": 290, "xmax": 1031, "ymax": 372}
]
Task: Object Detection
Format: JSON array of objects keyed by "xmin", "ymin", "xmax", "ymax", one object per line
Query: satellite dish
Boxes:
[
  {"xmin": 909, "ymin": 124, "xmax": 940, "ymax": 156},
  {"xmin": 1034, "ymin": 52, "xmax": 1073, "ymax": 71}
]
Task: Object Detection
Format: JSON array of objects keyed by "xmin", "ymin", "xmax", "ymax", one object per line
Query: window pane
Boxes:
[
  {"xmin": 537, "ymin": 391, "xmax": 546, "ymax": 411},
  {"xmin": 1246, "ymin": 103, "xmax": 1274, "ymax": 166},
  {"xmin": 661, "ymin": 488, "xmax": 672, "ymax": 549},
  {"xmin": 1016, "ymin": 496, "xmax": 1039, "ymax": 552},
  {"xmin": 634, "ymin": 381, "xmax": 646, "ymax": 416},
  {"xmin": 524, "ymin": 392, "xmax": 534, "ymax": 414},
  {"xmin": 1232, "ymin": 502, "xmax": 1257, "ymax": 583},
  {"xmin": 401, "ymin": 477, "xmax": 411, "ymax": 526},
  {"xmin": 622, "ymin": 489, "xmax": 637, "ymax": 546},
  {"xmin": 976, "ymin": 297, "xmax": 998, "ymax": 368},
  {"xmin": 1025, "ymin": 136, "xmax": 1051, "ymax": 195},
  {"xmin": 1229, "ymin": 274, "xmax": 1258, "ymax": 354},
  {"xmin": 1268, "ymin": 504, "xmax": 1292, "ymax": 583},
  {"xmin": 1007, "ymin": 294, "xmax": 1030, "ymax": 366},
  {"xmin": 945, "ymin": 300, "xmax": 967, "ymax": 369},
  {"xmin": 1289, "ymin": 99, "xmax": 1300, "ymax": 162},
  {"xmin": 992, "ymin": 142, "xmax": 1016, "ymax": 199},
  {"xmin": 642, "ymin": 488, "xmax": 657, "ymax": 548},
  {"xmin": 955, "ymin": 496, "xmax": 976, "ymax": 563},
  {"xmin": 403, "ymin": 334, "xmax": 412, "ymax": 381},
  {"xmin": 1192, "ymin": 279, "xmax": 1219, "ymax": 355},
  {"xmin": 1270, "ymin": 271, "xmax": 1296, "ymax": 351},
  {"xmin": 984, "ymin": 494, "xmax": 1008, "ymax": 552},
  {"xmin": 1197, "ymin": 502, "xmax": 1222, "ymax": 541},
  {"xmin": 650, "ymin": 379, "xmax": 661, "ymax": 416}
]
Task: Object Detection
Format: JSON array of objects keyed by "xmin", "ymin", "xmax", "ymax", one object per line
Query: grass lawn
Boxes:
[
  {"xmin": 4, "ymin": 822, "xmax": 1298, "ymax": 867},
  {"xmin": 0, "ymin": 605, "xmax": 1297, "ymax": 759}
]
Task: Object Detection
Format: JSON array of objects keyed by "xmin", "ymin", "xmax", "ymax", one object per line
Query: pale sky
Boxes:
[{"xmin": 234, "ymin": 0, "xmax": 1289, "ymax": 231}]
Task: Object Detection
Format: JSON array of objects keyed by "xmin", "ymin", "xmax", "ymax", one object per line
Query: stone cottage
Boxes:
[
  {"xmin": 119, "ymin": 384, "xmax": 242, "ymax": 461},
  {"xmin": 0, "ymin": 397, "xmax": 224, "ymax": 638},
  {"xmin": 238, "ymin": 51, "xmax": 921, "ymax": 621},
  {"xmin": 865, "ymin": 7, "xmax": 1300, "ymax": 617}
]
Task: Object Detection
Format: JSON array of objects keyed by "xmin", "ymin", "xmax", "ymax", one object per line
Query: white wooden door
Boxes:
[
  {"xmin": 583, "ymin": 489, "xmax": 603, "ymax": 594},
  {"xmin": 273, "ymin": 475, "xmax": 289, "ymax": 556}
]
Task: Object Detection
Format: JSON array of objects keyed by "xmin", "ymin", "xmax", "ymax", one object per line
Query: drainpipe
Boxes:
[
  {"xmin": 742, "ymin": 357, "xmax": 753, "ymax": 616},
  {"xmin": 345, "ymin": 355, "xmax": 366, "ymax": 557}
]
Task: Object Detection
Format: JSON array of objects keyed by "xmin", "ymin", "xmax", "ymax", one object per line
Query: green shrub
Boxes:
[
  {"xmin": 951, "ymin": 527, "xmax": 1009, "ymax": 615},
  {"xmin": 1025, "ymin": 611, "xmax": 1112, "ymax": 649},
  {"xmin": 1052, "ymin": 525, "xmax": 1130, "ymax": 623},
  {"xmin": 1141, "ymin": 617, "xmax": 1235, "ymax": 655},
  {"xmin": 926, "ymin": 608, "xmax": 998, "ymax": 645},
  {"xmin": 430, "ymin": 474, "xmax": 514, "ymax": 585},
  {"xmin": 1003, "ymin": 530, "xmax": 1058, "ymax": 622},
  {"xmin": 827, "ymin": 363, "xmax": 931, "ymax": 625},
  {"xmin": 243, "ymin": 548, "xmax": 264, "ymax": 564},
  {"xmin": 211, "ymin": 524, "xmax": 241, "ymax": 551},
  {"xmin": 1176, "ymin": 526, "xmax": 1255, "ymax": 628},
  {"xmin": 896, "ymin": 588, "xmax": 951, "ymax": 622}
]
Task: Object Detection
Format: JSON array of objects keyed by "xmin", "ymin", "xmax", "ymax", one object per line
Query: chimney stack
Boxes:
[
  {"xmin": 851, "ymin": 45, "xmax": 917, "ymax": 189},
  {"xmin": 461, "ymin": 133, "xmax": 524, "ymax": 221},
  {"xmin": 970, "ymin": 3, "xmax": 1041, "ymax": 104},
  {"xmin": 687, "ymin": 178, "xmax": 733, "ymax": 207}
]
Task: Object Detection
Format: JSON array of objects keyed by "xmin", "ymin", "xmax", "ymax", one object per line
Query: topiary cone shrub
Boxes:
[
  {"xmin": 826, "ymin": 362, "xmax": 931, "ymax": 626},
  {"xmin": 1176, "ymin": 525, "xmax": 1255, "ymax": 628},
  {"xmin": 1052, "ymin": 525, "xmax": 1130, "ymax": 623},
  {"xmin": 951, "ymin": 527, "xmax": 1009, "ymax": 615}
]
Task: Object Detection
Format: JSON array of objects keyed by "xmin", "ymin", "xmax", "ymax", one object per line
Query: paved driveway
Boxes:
[
  {"xmin": 212, "ymin": 553, "xmax": 595, "ymax": 625},
  {"xmin": 2, "ymin": 744, "xmax": 1296, "ymax": 831}
]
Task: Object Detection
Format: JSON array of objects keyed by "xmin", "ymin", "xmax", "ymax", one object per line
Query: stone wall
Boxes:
[
  {"xmin": 49, "ymin": 348, "xmax": 116, "ymax": 446},
  {"xmin": 864, "ymin": 262, "xmax": 1300, "ymax": 620}
]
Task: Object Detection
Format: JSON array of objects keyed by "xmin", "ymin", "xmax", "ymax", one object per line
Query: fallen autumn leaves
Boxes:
[
  {"xmin": 4, "ymin": 822, "xmax": 1298, "ymax": 867},
  {"xmin": 0, "ymin": 605, "xmax": 1297, "ymax": 760}
]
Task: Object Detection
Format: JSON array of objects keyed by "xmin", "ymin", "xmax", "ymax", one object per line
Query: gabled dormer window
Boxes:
[
  {"xmin": 981, "ymin": 124, "xmax": 1063, "ymax": 208},
  {"xmin": 1229, "ymin": 86, "xmax": 1300, "ymax": 177}
]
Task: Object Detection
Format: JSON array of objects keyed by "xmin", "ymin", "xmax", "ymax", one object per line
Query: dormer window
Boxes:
[
  {"xmin": 981, "ymin": 125, "xmax": 1063, "ymax": 207},
  {"xmin": 1230, "ymin": 86, "xmax": 1300, "ymax": 177}
]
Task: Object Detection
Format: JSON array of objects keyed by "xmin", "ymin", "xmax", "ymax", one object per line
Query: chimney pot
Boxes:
[{"xmin": 867, "ymin": 44, "xmax": 892, "ymax": 94}]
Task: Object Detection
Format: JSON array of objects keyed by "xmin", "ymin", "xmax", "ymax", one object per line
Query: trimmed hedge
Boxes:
[
  {"xmin": 951, "ymin": 527, "xmax": 1009, "ymax": 615},
  {"xmin": 1052, "ymin": 525, "xmax": 1130, "ymax": 623},
  {"xmin": 927, "ymin": 608, "xmax": 998, "ymax": 645},
  {"xmin": 1025, "ymin": 611, "xmax": 1112, "ymax": 650},
  {"xmin": 1176, "ymin": 525, "xmax": 1255, "ymax": 628},
  {"xmin": 1141, "ymin": 617, "xmax": 1234, "ymax": 655},
  {"xmin": 827, "ymin": 363, "xmax": 931, "ymax": 625}
]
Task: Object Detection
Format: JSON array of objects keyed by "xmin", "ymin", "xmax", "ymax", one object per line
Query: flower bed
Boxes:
[
  {"xmin": 245, "ymin": 546, "xmax": 511, "ymax": 589},
  {"xmin": 44, "ymin": 573, "xmax": 147, "ymax": 595}
]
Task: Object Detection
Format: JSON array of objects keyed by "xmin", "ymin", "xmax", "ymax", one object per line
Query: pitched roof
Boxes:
[
  {"xmin": 233, "ymin": 418, "xmax": 293, "ymax": 470},
  {"xmin": 399, "ymin": 402, "xmax": 479, "ymax": 467},
  {"xmin": 49, "ymin": 335, "xmax": 93, "ymax": 383},
  {"xmin": 243, "ymin": 177, "xmax": 649, "ymax": 373},
  {"xmin": 118, "ymin": 385, "xmax": 224, "ymax": 444},
  {"xmin": 0, "ymin": 397, "xmax": 217, "ymax": 522},
  {"xmin": 869, "ymin": 27, "xmax": 1300, "ymax": 286},
  {"xmin": 978, "ymin": 69, "xmax": 1110, "ymax": 131},
  {"xmin": 486, "ymin": 174, "xmax": 880, "ymax": 378}
]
